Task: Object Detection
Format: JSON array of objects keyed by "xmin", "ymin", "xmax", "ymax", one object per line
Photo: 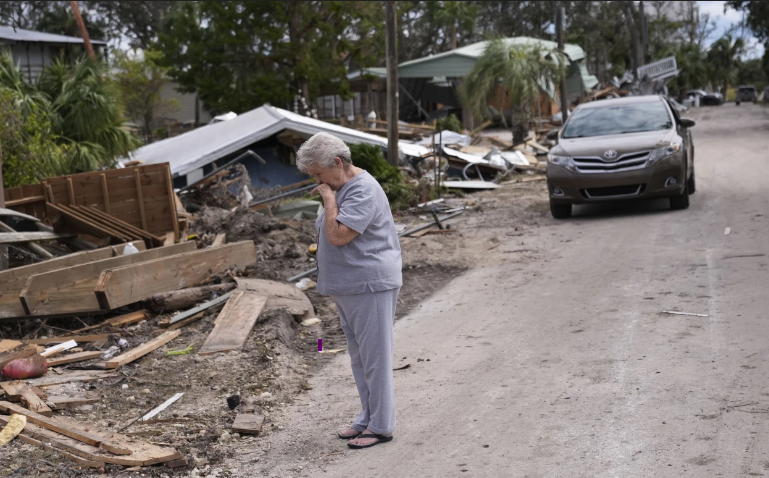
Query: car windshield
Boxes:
[
  {"xmin": 739, "ymin": 87, "xmax": 755, "ymax": 92},
  {"xmin": 561, "ymin": 101, "xmax": 673, "ymax": 139}
]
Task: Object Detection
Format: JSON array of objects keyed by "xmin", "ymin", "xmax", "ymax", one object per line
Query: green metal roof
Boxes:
[{"xmin": 397, "ymin": 37, "xmax": 598, "ymax": 96}]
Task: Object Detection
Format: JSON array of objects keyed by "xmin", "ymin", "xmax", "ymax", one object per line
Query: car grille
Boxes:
[
  {"xmin": 572, "ymin": 151, "xmax": 650, "ymax": 173},
  {"xmin": 582, "ymin": 184, "xmax": 645, "ymax": 199}
]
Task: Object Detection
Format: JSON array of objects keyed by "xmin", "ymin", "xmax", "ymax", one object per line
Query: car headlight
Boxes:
[
  {"xmin": 648, "ymin": 143, "xmax": 681, "ymax": 166},
  {"xmin": 547, "ymin": 154, "xmax": 577, "ymax": 173}
]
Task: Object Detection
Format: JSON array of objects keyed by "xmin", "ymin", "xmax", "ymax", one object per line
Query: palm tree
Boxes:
[
  {"xmin": 707, "ymin": 34, "xmax": 745, "ymax": 96},
  {"xmin": 460, "ymin": 39, "xmax": 565, "ymax": 144},
  {"xmin": 675, "ymin": 43, "xmax": 707, "ymax": 91},
  {"xmin": 0, "ymin": 54, "xmax": 140, "ymax": 174}
]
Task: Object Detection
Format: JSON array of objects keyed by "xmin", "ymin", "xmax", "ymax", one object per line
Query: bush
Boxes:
[
  {"xmin": 435, "ymin": 114, "xmax": 464, "ymax": 133},
  {"xmin": 349, "ymin": 143, "xmax": 421, "ymax": 209}
]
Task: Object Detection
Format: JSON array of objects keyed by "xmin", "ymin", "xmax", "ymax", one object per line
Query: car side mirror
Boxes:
[
  {"xmin": 680, "ymin": 118, "xmax": 696, "ymax": 128},
  {"xmin": 546, "ymin": 129, "xmax": 560, "ymax": 141}
]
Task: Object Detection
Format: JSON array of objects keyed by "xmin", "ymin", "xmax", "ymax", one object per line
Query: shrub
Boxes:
[
  {"xmin": 435, "ymin": 113, "xmax": 464, "ymax": 133},
  {"xmin": 349, "ymin": 143, "xmax": 420, "ymax": 209}
]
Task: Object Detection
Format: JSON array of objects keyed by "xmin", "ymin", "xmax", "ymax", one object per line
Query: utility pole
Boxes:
[
  {"xmin": 385, "ymin": 1, "xmax": 399, "ymax": 167},
  {"xmin": 555, "ymin": 2, "xmax": 569, "ymax": 123},
  {"xmin": 639, "ymin": 0, "xmax": 649, "ymax": 63},
  {"xmin": 70, "ymin": 1, "xmax": 96, "ymax": 61},
  {"xmin": 0, "ymin": 138, "xmax": 7, "ymax": 270}
]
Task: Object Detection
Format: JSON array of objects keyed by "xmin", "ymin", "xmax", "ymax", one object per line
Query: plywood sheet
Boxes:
[{"xmin": 198, "ymin": 291, "xmax": 267, "ymax": 355}]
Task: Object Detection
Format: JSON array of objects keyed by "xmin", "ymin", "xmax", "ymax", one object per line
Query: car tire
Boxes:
[
  {"xmin": 550, "ymin": 201, "xmax": 572, "ymax": 219},
  {"xmin": 670, "ymin": 181, "xmax": 690, "ymax": 210}
]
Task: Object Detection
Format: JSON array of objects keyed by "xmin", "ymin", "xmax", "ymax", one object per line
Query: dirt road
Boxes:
[{"xmin": 231, "ymin": 103, "xmax": 769, "ymax": 478}]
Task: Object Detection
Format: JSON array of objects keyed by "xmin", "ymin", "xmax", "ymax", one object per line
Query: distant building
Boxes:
[
  {"xmin": 0, "ymin": 25, "xmax": 107, "ymax": 82},
  {"xmin": 157, "ymin": 82, "xmax": 212, "ymax": 138}
]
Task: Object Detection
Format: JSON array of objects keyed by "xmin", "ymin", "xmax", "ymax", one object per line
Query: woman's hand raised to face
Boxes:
[{"xmin": 312, "ymin": 183, "xmax": 334, "ymax": 200}]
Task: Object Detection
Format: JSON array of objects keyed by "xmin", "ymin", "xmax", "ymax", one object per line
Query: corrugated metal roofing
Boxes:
[
  {"xmin": 0, "ymin": 25, "xmax": 107, "ymax": 45},
  {"xmin": 130, "ymin": 105, "xmax": 430, "ymax": 178}
]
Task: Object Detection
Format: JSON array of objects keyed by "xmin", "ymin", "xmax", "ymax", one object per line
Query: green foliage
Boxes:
[
  {"xmin": 114, "ymin": 50, "xmax": 179, "ymax": 143},
  {"xmin": 671, "ymin": 44, "xmax": 707, "ymax": 90},
  {"xmin": 727, "ymin": 1, "xmax": 769, "ymax": 42},
  {"xmin": 0, "ymin": 52, "xmax": 140, "ymax": 180},
  {"xmin": 0, "ymin": 90, "xmax": 70, "ymax": 188},
  {"xmin": 435, "ymin": 114, "xmax": 463, "ymax": 133},
  {"xmin": 707, "ymin": 35, "xmax": 746, "ymax": 94},
  {"xmin": 349, "ymin": 143, "xmax": 414, "ymax": 209},
  {"xmin": 154, "ymin": 1, "xmax": 383, "ymax": 115},
  {"xmin": 459, "ymin": 39, "xmax": 564, "ymax": 142},
  {"xmin": 737, "ymin": 58, "xmax": 767, "ymax": 89}
]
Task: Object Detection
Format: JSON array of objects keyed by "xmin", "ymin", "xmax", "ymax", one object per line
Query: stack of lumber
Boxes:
[
  {"xmin": 50, "ymin": 204, "xmax": 165, "ymax": 248},
  {"xmin": 0, "ymin": 240, "xmax": 257, "ymax": 319},
  {"xmin": 3, "ymin": 163, "xmax": 182, "ymax": 243}
]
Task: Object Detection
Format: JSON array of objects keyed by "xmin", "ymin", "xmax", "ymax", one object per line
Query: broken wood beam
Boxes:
[
  {"xmin": 47, "ymin": 395, "xmax": 100, "ymax": 410},
  {"xmin": 95, "ymin": 241, "xmax": 257, "ymax": 310},
  {"xmin": 198, "ymin": 291, "xmax": 267, "ymax": 356},
  {"xmin": 70, "ymin": 310, "xmax": 147, "ymax": 334},
  {"xmin": 0, "ymin": 343, "xmax": 37, "ymax": 369},
  {"xmin": 20, "ymin": 241, "xmax": 196, "ymax": 316},
  {"xmin": 234, "ymin": 277, "xmax": 315, "ymax": 318},
  {"xmin": 0, "ymin": 401, "xmax": 132, "ymax": 454},
  {"xmin": 24, "ymin": 334, "xmax": 114, "ymax": 345},
  {"xmin": 0, "ymin": 232, "xmax": 73, "ymax": 244},
  {"xmin": 231, "ymin": 414, "xmax": 264, "ymax": 435},
  {"xmin": 24, "ymin": 370, "xmax": 116, "ymax": 388},
  {"xmin": 144, "ymin": 284, "xmax": 236, "ymax": 312},
  {"xmin": 45, "ymin": 351, "xmax": 104, "ymax": 367},
  {"xmin": 104, "ymin": 330, "xmax": 181, "ymax": 369},
  {"xmin": 0, "ymin": 381, "xmax": 53, "ymax": 416},
  {"xmin": 211, "ymin": 233, "xmax": 226, "ymax": 247}
]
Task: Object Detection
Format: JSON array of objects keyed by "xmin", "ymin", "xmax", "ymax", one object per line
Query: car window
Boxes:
[{"xmin": 561, "ymin": 101, "xmax": 673, "ymax": 139}]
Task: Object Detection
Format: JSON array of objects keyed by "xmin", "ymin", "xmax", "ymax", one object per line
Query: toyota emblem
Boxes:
[{"xmin": 603, "ymin": 150, "xmax": 618, "ymax": 160}]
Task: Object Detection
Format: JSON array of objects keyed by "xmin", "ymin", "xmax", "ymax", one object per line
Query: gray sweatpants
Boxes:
[{"xmin": 331, "ymin": 287, "xmax": 400, "ymax": 435}]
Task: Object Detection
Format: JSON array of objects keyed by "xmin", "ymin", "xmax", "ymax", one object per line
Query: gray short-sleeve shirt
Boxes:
[{"xmin": 315, "ymin": 171, "xmax": 402, "ymax": 296}]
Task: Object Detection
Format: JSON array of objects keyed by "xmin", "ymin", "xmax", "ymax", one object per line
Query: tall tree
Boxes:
[
  {"xmin": 727, "ymin": 1, "xmax": 769, "ymax": 42},
  {"xmin": 707, "ymin": 34, "xmax": 746, "ymax": 95},
  {"xmin": 155, "ymin": 1, "xmax": 381, "ymax": 115},
  {"xmin": 433, "ymin": 1, "xmax": 480, "ymax": 50},
  {"xmin": 459, "ymin": 39, "xmax": 565, "ymax": 144},
  {"xmin": 620, "ymin": 1, "xmax": 644, "ymax": 77}
]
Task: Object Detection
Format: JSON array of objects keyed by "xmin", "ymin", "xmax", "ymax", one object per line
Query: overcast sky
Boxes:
[{"xmin": 698, "ymin": 1, "xmax": 764, "ymax": 58}]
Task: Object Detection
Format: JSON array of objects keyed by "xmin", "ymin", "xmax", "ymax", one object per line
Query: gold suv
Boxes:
[{"xmin": 546, "ymin": 95, "xmax": 696, "ymax": 219}]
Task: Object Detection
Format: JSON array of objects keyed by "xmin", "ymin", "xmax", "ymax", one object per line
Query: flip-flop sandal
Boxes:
[
  {"xmin": 337, "ymin": 430, "xmax": 362, "ymax": 439},
  {"xmin": 347, "ymin": 433, "xmax": 393, "ymax": 449}
]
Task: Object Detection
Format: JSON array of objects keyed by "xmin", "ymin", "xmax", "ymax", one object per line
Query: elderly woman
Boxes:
[{"xmin": 296, "ymin": 132, "xmax": 402, "ymax": 449}]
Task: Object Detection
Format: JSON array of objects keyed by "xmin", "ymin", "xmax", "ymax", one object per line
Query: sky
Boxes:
[{"xmin": 697, "ymin": 1, "xmax": 764, "ymax": 58}]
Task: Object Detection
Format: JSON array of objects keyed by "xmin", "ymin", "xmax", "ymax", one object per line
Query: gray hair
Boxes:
[{"xmin": 296, "ymin": 132, "xmax": 352, "ymax": 172}]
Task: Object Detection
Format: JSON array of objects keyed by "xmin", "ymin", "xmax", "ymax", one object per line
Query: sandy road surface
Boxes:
[{"xmin": 237, "ymin": 103, "xmax": 769, "ymax": 478}]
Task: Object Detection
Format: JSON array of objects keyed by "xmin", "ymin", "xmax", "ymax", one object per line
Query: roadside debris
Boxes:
[
  {"xmin": 0, "ymin": 414, "xmax": 26, "ymax": 446},
  {"xmin": 661, "ymin": 311, "xmax": 710, "ymax": 317}
]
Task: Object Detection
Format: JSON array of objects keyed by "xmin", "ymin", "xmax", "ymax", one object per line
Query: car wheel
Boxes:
[
  {"xmin": 550, "ymin": 201, "xmax": 572, "ymax": 219},
  {"xmin": 670, "ymin": 180, "xmax": 690, "ymax": 210}
]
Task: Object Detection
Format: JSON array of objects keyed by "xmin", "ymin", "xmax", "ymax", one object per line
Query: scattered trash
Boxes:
[
  {"xmin": 0, "ymin": 414, "xmax": 26, "ymax": 446},
  {"xmin": 295, "ymin": 278, "xmax": 317, "ymax": 291},
  {"xmin": 393, "ymin": 363, "xmax": 411, "ymax": 371},
  {"xmin": 318, "ymin": 349, "xmax": 345, "ymax": 354},
  {"xmin": 40, "ymin": 339, "xmax": 77, "ymax": 358},
  {"xmin": 166, "ymin": 345, "xmax": 194, "ymax": 356},
  {"xmin": 123, "ymin": 242, "xmax": 140, "ymax": 256},
  {"xmin": 226, "ymin": 395, "xmax": 241, "ymax": 410},
  {"xmin": 100, "ymin": 346, "xmax": 121, "ymax": 360},
  {"xmin": 118, "ymin": 338, "xmax": 129, "ymax": 349},
  {"xmin": 724, "ymin": 227, "xmax": 731, "ymax": 235},
  {"xmin": 2, "ymin": 354, "xmax": 48, "ymax": 379},
  {"xmin": 140, "ymin": 392, "xmax": 185, "ymax": 422},
  {"xmin": 661, "ymin": 311, "xmax": 709, "ymax": 317},
  {"xmin": 301, "ymin": 318, "xmax": 321, "ymax": 327}
]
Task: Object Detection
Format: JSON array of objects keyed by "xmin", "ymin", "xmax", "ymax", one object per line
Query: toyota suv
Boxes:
[{"xmin": 545, "ymin": 95, "xmax": 696, "ymax": 219}]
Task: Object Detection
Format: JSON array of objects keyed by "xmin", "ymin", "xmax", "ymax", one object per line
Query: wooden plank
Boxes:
[
  {"xmin": 231, "ymin": 414, "xmax": 264, "ymax": 435},
  {"xmin": 0, "ymin": 232, "xmax": 72, "ymax": 244},
  {"xmin": 66, "ymin": 178, "xmax": 76, "ymax": 205},
  {"xmin": 70, "ymin": 310, "xmax": 147, "ymax": 334},
  {"xmin": 234, "ymin": 278, "xmax": 314, "ymax": 317},
  {"xmin": 80, "ymin": 206, "xmax": 164, "ymax": 247},
  {"xmin": 25, "ymin": 371, "xmax": 116, "ymax": 388},
  {"xmin": 45, "ymin": 351, "xmax": 104, "ymax": 367},
  {"xmin": 104, "ymin": 330, "xmax": 181, "ymax": 369},
  {"xmin": 21, "ymin": 242, "xmax": 196, "ymax": 316},
  {"xmin": 526, "ymin": 140, "xmax": 550, "ymax": 153},
  {"xmin": 5, "ymin": 195, "xmax": 45, "ymax": 207},
  {"xmin": 0, "ymin": 339, "xmax": 23, "ymax": 353},
  {"xmin": 0, "ymin": 343, "xmax": 37, "ymax": 369},
  {"xmin": 212, "ymin": 233, "xmax": 226, "ymax": 247},
  {"xmin": 166, "ymin": 168, "xmax": 180, "ymax": 239},
  {"xmin": 47, "ymin": 395, "xmax": 99, "ymax": 410},
  {"xmin": 198, "ymin": 291, "xmax": 267, "ymax": 355},
  {"xmin": 163, "ymin": 231, "xmax": 175, "ymax": 246},
  {"xmin": 100, "ymin": 173, "xmax": 111, "ymax": 214},
  {"xmin": 0, "ymin": 401, "xmax": 132, "ymax": 454},
  {"xmin": 73, "ymin": 207, "xmax": 142, "ymax": 241},
  {"xmin": 161, "ymin": 310, "xmax": 207, "ymax": 331},
  {"xmin": 0, "ymin": 243, "xmax": 135, "ymax": 295},
  {"xmin": 140, "ymin": 393, "xmax": 184, "ymax": 421},
  {"xmin": 24, "ymin": 334, "xmax": 113, "ymax": 345},
  {"xmin": 0, "ymin": 414, "xmax": 181, "ymax": 467},
  {"xmin": 60, "ymin": 204, "xmax": 138, "ymax": 242},
  {"xmin": 48, "ymin": 203, "xmax": 132, "ymax": 243},
  {"xmin": 18, "ymin": 382, "xmax": 53, "ymax": 416},
  {"xmin": 135, "ymin": 169, "xmax": 148, "ymax": 230},
  {"xmin": 95, "ymin": 241, "xmax": 257, "ymax": 310}
]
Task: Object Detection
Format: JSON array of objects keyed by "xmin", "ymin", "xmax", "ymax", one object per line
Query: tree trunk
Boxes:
[
  {"xmin": 620, "ymin": 1, "xmax": 643, "ymax": 78},
  {"xmin": 143, "ymin": 283, "xmax": 236, "ymax": 312}
]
